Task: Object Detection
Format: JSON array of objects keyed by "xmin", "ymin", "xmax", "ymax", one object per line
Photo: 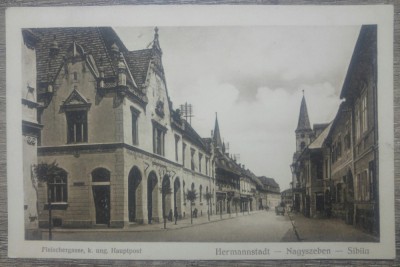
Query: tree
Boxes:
[
  {"xmin": 204, "ymin": 192, "xmax": 212, "ymax": 221},
  {"xmin": 186, "ymin": 188, "xmax": 197, "ymax": 224},
  {"xmin": 33, "ymin": 161, "xmax": 64, "ymax": 240}
]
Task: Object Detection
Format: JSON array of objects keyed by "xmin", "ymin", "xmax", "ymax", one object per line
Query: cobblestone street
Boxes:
[
  {"xmin": 281, "ymin": 212, "xmax": 379, "ymax": 242},
  {"xmin": 40, "ymin": 210, "xmax": 376, "ymax": 242}
]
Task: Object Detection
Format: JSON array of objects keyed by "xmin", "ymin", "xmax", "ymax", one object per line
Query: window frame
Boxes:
[
  {"xmin": 47, "ymin": 170, "xmax": 68, "ymax": 203},
  {"xmin": 66, "ymin": 110, "xmax": 88, "ymax": 144},
  {"xmin": 130, "ymin": 107, "xmax": 140, "ymax": 145},
  {"xmin": 152, "ymin": 120, "xmax": 167, "ymax": 156}
]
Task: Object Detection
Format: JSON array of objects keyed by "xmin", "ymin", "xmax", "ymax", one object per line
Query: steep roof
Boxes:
[
  {"xmin": 32, "ymin": 27, "xmax": 127, "ymax": 84},
  {"xmin": 308, "ymin": 122, "xmax": 332, "ymax": 149},
  {"xmin": 124, "ymin": 49, "xmax": 153, "ymax": 88},
  {"xmin": 296, "ymin": 95, "xmax": 312, "ymax": 132},
  {"xmin": 340, "ymin": 25, "xmax": 377, "ymax": 100},
  {"xmin": 258, "ymin": 176, "xmax": 280, "ymax": 189},
  {"xmin": 182, "ymin": 120, "xmax": 208, "ymax": 152}
]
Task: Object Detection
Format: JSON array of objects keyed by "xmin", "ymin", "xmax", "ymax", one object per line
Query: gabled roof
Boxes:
[
  {"xmin": 296, "ymin": 95, "xmax": 312, "ymax": 132},
  {"xmin": 63, "ymin": 89, "xmax": 89, "ymax": 106},
  {"xmin": 258, "ymin": 176, "xmax": 280, "ymax": 190},
  {"xmin": 214, "ymin": 149, "xmax": 241, "ymax": 176},
  {"xmin": 124, "ymin": 49, "xmax": 153, "ymax": 88},
  {"xmin": 32, "ymin": 27, "xmax": 126, "ymax": 84},
  {"xmin": 308, "ymin": 122, "xmax": 332, "ymax": 150},
  {"xmin": 340, "ymin": 25, "xmax": 377, "ymax": 100}
]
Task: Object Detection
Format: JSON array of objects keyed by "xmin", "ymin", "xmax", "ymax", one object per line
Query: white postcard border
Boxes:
[{"xmin": 6, "ymin": 5, "xmax": 395, "ymax": 260}]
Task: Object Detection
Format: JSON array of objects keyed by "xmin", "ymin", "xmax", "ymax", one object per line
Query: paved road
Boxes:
[{"xmin": 43, "ymin": 211, "xmax": 295, "ymax": 242}]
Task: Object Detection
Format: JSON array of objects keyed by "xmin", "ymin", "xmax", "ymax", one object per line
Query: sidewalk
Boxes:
[
  {"xmin": 281, "ymin": 212, "xmax": 379, "ymax": 242},
  {"xmin": 44, "ymin": 210, "xmax": 261, "ymax": 233}
]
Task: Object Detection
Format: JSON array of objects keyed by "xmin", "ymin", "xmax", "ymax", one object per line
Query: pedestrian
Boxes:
[
  {"xmin": 174, "ymin": 206, "xmax": 178, "ymax": 225},
  {"xmin": 168, "ymin": 209, "xmax": 173, "ymax": 222}
]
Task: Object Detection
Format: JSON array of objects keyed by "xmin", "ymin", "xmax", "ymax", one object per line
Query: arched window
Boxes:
[
  {"xmin": 92, "ymin": 168, "xmax": 111, "ymax": 182},
  {"xmin": 48, "ymin": 168, "xmax": 68, "ymax": 203},
  {"xmin": 199, "ymin": 185, "xmax": 203, "ymax": 202}
]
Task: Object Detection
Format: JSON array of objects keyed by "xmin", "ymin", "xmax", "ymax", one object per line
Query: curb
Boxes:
[{"xmin": 41, "ymin": 212, "xmax": 260, "ymax": 234}]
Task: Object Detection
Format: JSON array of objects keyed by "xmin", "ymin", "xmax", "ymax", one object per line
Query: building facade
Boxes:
[
  {"xmin": 291, "ymin": 94, "xmax": 314, "ymax": 214},
  {"xmin": 257, "ymin": 176, "xmax": 281, "ymax": 209},
  {"xmin": 290, "ymin": 25, "xmax": 379, "ymax": 235},
  {"xmin": 31, "ymin": 27, "xmax": 215, "ymax": 228},
  {"xmin": 22, "ymin": 29, "xmax": 42, "ymax": 239},
  {"xmin": 338, "ymin": 25, "xmax": 379, "ymax": 235}
]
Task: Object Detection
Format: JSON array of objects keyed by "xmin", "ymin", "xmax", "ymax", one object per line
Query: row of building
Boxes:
[
  {"xmin": 22, "ymin": 27, "xmax": 281, "ymax": 238},
  {"xmin": 288, "ymin": 25, "xmax": 379, "ymax": 236}
]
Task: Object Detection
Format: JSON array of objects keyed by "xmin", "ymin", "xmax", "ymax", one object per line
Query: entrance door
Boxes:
[
  {"xmin": 316, "ymin": 193, "xmax": 324, "ymax": 212},
  {"xmin": 128, "ymin": 167, "xmax": 142, "ymax": 222},
  {"xmin": 174, "ymin": 178, "xmax": 181, "ymax": 216},
  {"xmin": 92, "ymin": 185, "xmax": 110, "ymax": 225},
  {"xmin": 147, "ymin": 172, "xmax": 158, "ymax": 224}
]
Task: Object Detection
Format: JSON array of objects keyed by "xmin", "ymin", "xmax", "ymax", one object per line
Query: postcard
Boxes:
[{"xmin": 6, "ymin": 5, "xmax": 395, "ymax": 260}]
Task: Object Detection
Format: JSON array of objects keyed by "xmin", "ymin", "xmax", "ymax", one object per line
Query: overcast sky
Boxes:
[{"xmin": 115, "ymin": 26, "xmax": 360, "ymax": 190}]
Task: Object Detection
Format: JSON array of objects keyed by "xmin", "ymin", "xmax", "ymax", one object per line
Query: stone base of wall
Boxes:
[{"xmin": 25, "ymin": 229, "xmax": 42, "ymax": 240}]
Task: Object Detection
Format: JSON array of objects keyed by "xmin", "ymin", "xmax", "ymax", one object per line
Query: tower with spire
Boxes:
[
  {"xmin": 213, "ymin": 113, "xmax": 224, "ymax": 152},
  {"xmin": 294, "ymin": 91, "xmax": 314, "ymax": 159}
]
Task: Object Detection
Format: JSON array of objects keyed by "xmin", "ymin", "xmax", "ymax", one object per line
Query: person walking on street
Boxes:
[{"xmin": 174, "ymin": 206, "xmax": 178, "ymax": 225}]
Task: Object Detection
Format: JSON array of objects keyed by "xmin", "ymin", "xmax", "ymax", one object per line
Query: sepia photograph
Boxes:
[{"xmin": 7, "ymin": 5, "xmax": 395, "ymax": 260}]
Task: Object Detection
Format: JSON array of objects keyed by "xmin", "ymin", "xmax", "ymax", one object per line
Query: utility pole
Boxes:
[{"xmin": 180, "ymin": 102, "xmax": 194, "ymax": 125}]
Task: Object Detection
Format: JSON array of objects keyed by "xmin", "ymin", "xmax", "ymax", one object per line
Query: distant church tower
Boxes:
[
  {"xmin": 213, "ymin": 113, "xmax": 224, "ymax": 153},
  {"xmin": 293, "ymin": 92, "xmax": 314, "ymax": 160}
]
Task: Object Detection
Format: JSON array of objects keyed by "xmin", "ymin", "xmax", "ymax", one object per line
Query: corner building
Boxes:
[{"xmin": 32, "ymin": 27, "xmax": 215, "ymax": 228}]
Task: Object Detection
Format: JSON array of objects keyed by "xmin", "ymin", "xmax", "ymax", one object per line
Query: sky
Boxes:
[{"xmin": 115, "ymin": 26, "xmax": 360, "ymax": 190}]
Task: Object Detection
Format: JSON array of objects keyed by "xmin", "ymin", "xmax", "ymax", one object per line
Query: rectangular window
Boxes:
[
  {"xmin": 198, "ymin": 153, "xmax": 203, "ymax": 173},
  {"xmin": 182, "ymin": 143, "xmax": 186, "ymax": 167},
  {"xmin": 344, "ymin": 132, "xmax": 351, "ymax": 150},
  {"xmin": 174, "ymin": 135, "xmax": 180, "ymax": 162},
  {"xmin": 152, "ymin": 121, "xmax": 166, "ymax": 156},
  {"xmin": 131, "ymin": 108, "xmax": 140, "ymax": 145},
  {"xmin": 369, "ymin": 161, "xmax": 375, "ymax": 200},
  {"xmin": 190, "ymin": 148, "xmax": 196, "ymax": 171},
  {"xmin": 355, "ymin": 106, "xmax": 360, "ymax": 141},
  {"xmin": 324, "ymin": 159, "xmax": 329, "ymax": 178},
  {"xmin": 66, "ymin": 111, "xmax": 88, "ymax": 143},
  {"xmin": 362, "ymin": 94, "xmax": 368, "ymax": 133},
  {"xmin": 48, "ymin": 176, "xmax": 68, "ymax": 203},
  {"xmin": 205, "ymin": 157, "xmax": 209, "ymax": 176}
]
